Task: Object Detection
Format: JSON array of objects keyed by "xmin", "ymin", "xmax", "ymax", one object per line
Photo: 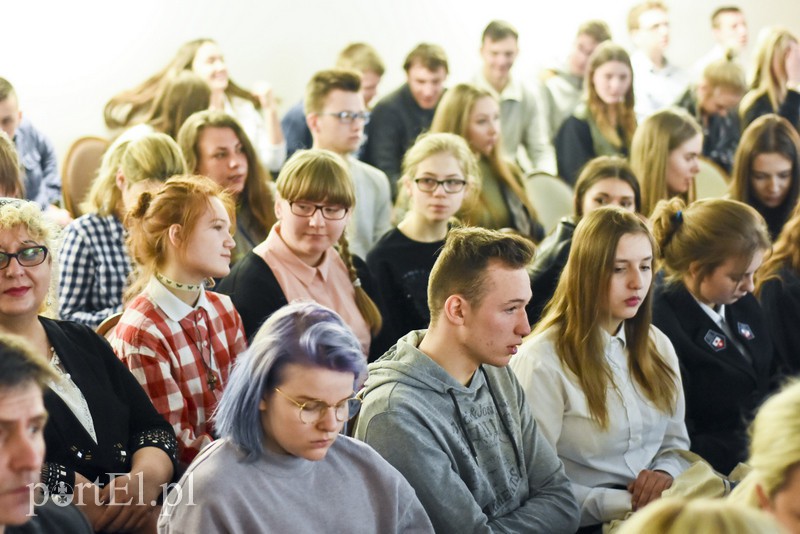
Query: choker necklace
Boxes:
[{"xmin": 156, "ymin": 272, "xmax": 205, "ymax": 292}]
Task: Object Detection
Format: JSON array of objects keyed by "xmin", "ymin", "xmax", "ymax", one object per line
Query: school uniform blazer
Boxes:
[{"xmin": 652, "ymin": 284, "xmax": 775, "ymax": 474}]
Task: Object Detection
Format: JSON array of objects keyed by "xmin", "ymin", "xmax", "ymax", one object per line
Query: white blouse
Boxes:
[
  {"xmin": 225, "ymin": 96, "xmax": 286, "ymax": 173},
  {"xmin": 510, "ymin": 324, "xmax": 690, "ymax": 526}
]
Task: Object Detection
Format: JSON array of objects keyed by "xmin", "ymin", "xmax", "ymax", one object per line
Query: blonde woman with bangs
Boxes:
[
  {"xmin": 631, "ymin": 108, "xmax": 703, "ymax": 217},
  {"xmin": 511, "ymin": 207, "xmax": 688, "ymax": 530},
  {"xmin": 555, "ymin": 42, "xmax": 637, "ymax": 185},
  {"xmin": 217, "ymin": 149, "xmax": 383, "ymax": 359},
  {"xmin": 367, "ymin": 132, "xmax": 477, "ymax": 346},
  {"xmin": 729, "ymin": 380, "xmax": 800, "ymax": 534},
  {"xmin": 741, "ymin": 27, "xmax": 800, "ymax": 132},
  {"xmin": 651, "ymin": 197, "xmax": 774, "ymax": 475},
  {"xmin": 58, "ymin": 133, "xmax": 186, "ymax": 327},
  {"xmin": 430, "ymin": 83, "xmax": 544, "ymax": 241}
]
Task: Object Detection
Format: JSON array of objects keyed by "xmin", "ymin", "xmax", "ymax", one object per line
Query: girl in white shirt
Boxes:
[{"xmin": 510, "ymin": 206, "xmax": 689, "ymax": 529}]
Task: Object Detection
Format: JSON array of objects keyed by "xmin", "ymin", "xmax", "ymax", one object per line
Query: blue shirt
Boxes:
[{"xmin": 15, "ymin": 117, "xmax": 62, "ymax": 208}]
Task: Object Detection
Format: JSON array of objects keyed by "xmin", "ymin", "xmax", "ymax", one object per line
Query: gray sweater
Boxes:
[
  {"xmin": 354, "ymin": 330, "xmax": 580, "ymax": 533},
  {"xmin": 158, "ymin": 437, "xmax": 433, "ymax": 533}
]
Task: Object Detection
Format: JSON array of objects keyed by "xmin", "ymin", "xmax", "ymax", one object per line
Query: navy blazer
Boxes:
[{"xmin": 653, "ymin": 283, "xmax": 775, "ymax": 474}]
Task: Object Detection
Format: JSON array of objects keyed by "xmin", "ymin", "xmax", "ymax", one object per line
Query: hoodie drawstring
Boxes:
[{"xmin": 448, "ymin": 389, "xmax": 478, "ymax": 459}]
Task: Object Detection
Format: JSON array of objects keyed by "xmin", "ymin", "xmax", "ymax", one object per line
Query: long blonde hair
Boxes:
[
  {"xmin": 276, "ymin": 150, "xmax": 382, "ymax": 335},
  {"xmin": 756, "ymin": 198, "xmax": 800, "ymax": 295},
  {"xmin": 741, "ymin": 28, "xmax": 799, "ymax": 119},
  {"xmin": 536, "ymin": 207, "xmax": 677, "ymax": 429},
  {"xmin": 631, "ymin": 108, "xmax": 702, "ymax": 217}
]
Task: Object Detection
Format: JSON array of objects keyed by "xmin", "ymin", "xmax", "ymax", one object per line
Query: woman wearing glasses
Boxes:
[
  {"xmin": 367, "ymin": 133, "xmax": 476, "ymax": 345},
  {"xmin": 111, "ymin": 176, "xmax": 247, "ymax": 467},
  {"xmin": 217, "ymin": 149, "xmax": 383, "ymax": 359},
  {"xmin": 159, "ymin": 301, "xmax": 433, "ymax": 532},
  {"xmin": 430, "ymin": 83, "xmax": 544, "ymax": 242},
  {"xmin": 0, "ymin": 198, "xmax": 176, "ymax": 532}
]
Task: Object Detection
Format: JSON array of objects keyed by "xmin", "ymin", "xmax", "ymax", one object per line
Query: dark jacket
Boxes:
[
  {"xmin": 652, "ymin": 284, "xmax": 775, "ymax": 474},
  {"xmin": 758, "ymin": 267, "xmax": 800, "ymax": 375},
  {"xmin": 527, "ymin": 216, "xmax": 576, "ymax": 324},
  {"xmin": 742, "ymin": 89, "xmax": 800, "ymax": 132}
]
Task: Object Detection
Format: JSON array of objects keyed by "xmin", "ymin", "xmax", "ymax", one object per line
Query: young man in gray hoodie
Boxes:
[{"xmin": 354, "ymin": 227, "xmax": 579, "ymax": 533}]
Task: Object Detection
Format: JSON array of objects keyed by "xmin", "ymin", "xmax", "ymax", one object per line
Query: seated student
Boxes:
[
  {"xmin": 118, "ymin": 70, "xmax": 211, "ymax": 142},
  {"xmin": 539, "ymin": 20, "xmax": 611, "ymax": 142},
  {"xmin": 111, "ymin": 176, "xmax": 246, "ymax": 466},
  {"xmin": 675, "ymin": 55, "xmax": 747, "ymax": 173},
  {"xmin": 529, "ymin": 156, "xmax": 641, "ymax": 324},
  {"xmin": 431, "ymin": 83, "xmax": 544, "ymax": 241},
  {"xmin": 512, "ymin": 207, "xmax": 689, "ymax": 529},
  {"xmin": 755, "ymin": 199, "xmax": 800, "ymax": 375},
  {"xmin": 0, "ymin": 335, "xmax": 93, "ymax": 534},
  {"xmin": 104, "ymin": 39, "xmax": 286, "ymax": 172},
  {"xmin": 631, "ymin": 107, "xmax": 703, "ymax": 217},
  {"xmin": 305, "ymin": 69, "xmax": 391, "ymax": 258},
  {"xmin": 363, "ymin": 43, "xmax": 449, "ymax": 198},
  {"xmin": 283, "ymin": 42, "xmax": 385, "ymax": 159},
  {"xmin": 178, "ymin": 110, "xmax": 276, "ymax": 264},
  {"xmin": 355, "ymin": 227, "xmax": 579, "ymax": 533},
  {"xmin": 0, "ymin": 131, "xmax": 23, "ymax": 197},
  {"xmin": 367, "ymin": 132, "xmax": 477, "ymax": 345},
  {"xmin": 216, "ymin": 150, "xmax": 383, "ymax": 357},
  {"xmin": 0, "ymin": 198, "xmax": 177, "ymax": 532},
  {"xmin": 741, "ymin": 28, "xmax": 800, "ymax": 132},
  {"xmin": 729, "ymin": 380, "xmax": 800, "ymax": 534},
  {"xmin": 618, "ymin": 497, "xmax": 780, "ymax": 534},
  {"xmin": 651, "ymin": 197, "xmax": 774, "ymax": 474},
  {"xmin": 627, "ymin": 1, "xmax": 689, "ymax": 121},
  {"xmin": 472, "ymin": 20, "xmax": 556, "ymax": 174},
  {"xmin": 0, "ymin": 78, "xmax": 70, "ymax": 226},
  {"xmin": 58, "ymin": 133, "xmax": 186, "ymax": 328},
  {"xmin": 555, "ymin": 42, "xmax": 637, "ymax": 185},
  {"xmin": 691, "ymin": 5, "xmax": 749, "ymax": 77},
  {"xmin": 730, "ymin": 114, "xmax": 800, "ymax": 240},
  {"xmin": 158, "ymin": 301, "xmax": 434, "ymax": 533}
]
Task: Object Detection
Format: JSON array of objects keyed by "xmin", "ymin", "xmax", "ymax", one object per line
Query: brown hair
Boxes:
[
  {"xmin": 124, "ymin": 175, "xmax": 236, "ymax": 302},
  {"xmin": 578, "ymin": 20, "xmax": 612, "ymax": 42},
  {"xmin": 276, "ymin": 150, "xmax": 382, "ymax": 335},
  {"xmin": 702, "ymin": 55, "xmax": 747, "ymax": 93},
  {"xmin": 627, "ymin": 1, "xmax": 668, "ymax": 32},
  {"xmin": 143, "ymin": 70, "xmax": 211, "ymax": 140},
  {"xmin": 536, "ymin": 207, "xmax": 677, "ymax": 429},
  {"xmin": 0, "ymin": 131, "xmax": 23, "ymax": 198},
  {"xmin": 631, "ymin": 108, "xmax": 702, "ymax": 217},
  {"xmin": 403, "ymin": 43, "xmax": 449, "ymax": 74},
  {"xmin": 482, "ymin": 20, "xmax": 519, "ymax": 43},
  {"xmin": 585, "ymin": 42, "xmax": 637, "ymax": 151},
  {"xmin": 304, "ymin": 69, "xmax": 362, "ymax": 115},
  {"xmin": 573, "ymin": 156, "xmax": 641, "ymax": 218},
  {"xmin": 427, "ymin": 226, "xmax": 534, "ymax": 325},
  {"xmin": 730, "ymin": 114, "xmax": 800, "ymax": 226},
  {"xmin": 103, "ymin": 38, "xmax": 259, "ymax": 129},
  {"xmin": 651, "ymin": 197, "xmax": 770, "ymax": 293},
  {"xmin": 712, "ymin": 6, "xmax": 743, "ymax": 28},
  {"xmin": 757, "ymin": 199, "xmax": 800, "ymax": 295},
  {"xmin": 177, "ymin": 110, "xmax": 276, "ymax": 237}
]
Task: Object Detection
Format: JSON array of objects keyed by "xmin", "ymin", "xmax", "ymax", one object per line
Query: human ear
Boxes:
[
  {"xmin": 755, "ymin": 483, "xmax": 773, "ymax": 511},
  {"xmin": 443, "ymin": 295, "xmax": 467, "ymax": 326},
  {"xmin": 167, "ymin": 224, "xmax": 184, "ymax": 248},
  {"xmin": 115, "ymin": 170, "xmax": 127, "ymax": 192}
]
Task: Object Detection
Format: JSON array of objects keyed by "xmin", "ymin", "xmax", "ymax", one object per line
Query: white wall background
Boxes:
[{"xmin": 4, "ymin": 0, "xmax": 800, "ymax": 158}]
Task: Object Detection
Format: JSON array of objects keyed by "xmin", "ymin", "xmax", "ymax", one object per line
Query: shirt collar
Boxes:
[
  {"xmin": 147, "ymin": 276, "xmax": 213, "ymax": 322},
  {"xmin": 265, "ymin": 224, "xmax": 331, "ymax": 284},
  {"xmin": 601, "ymin": 322, "xmax": 628, "ymax": 348},
  {"xmin": 474, "ymin": 71, "xmax": 523, "ymax": 102},
  {"xmin": 693, "ymin": 295, "xmax": 727, "ymax": 328}
]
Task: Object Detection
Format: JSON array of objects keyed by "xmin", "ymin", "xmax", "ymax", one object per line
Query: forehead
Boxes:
[
  {"xmin": 0, "ymin": 382, "xmax": 45, "ymax": 421},
  {"xmin": 585, "ymin": 177, "xmax": 635, "ymax": 196},
  {"xmin": 194, "ymin": 42, "xmax": 222, "ymax": 61},
  {"xmin": 322, "ymin": 89, "xmax": 363, "ymax": 110},
  {"xmin": 471, "ymin": 95, "xmax": 499, "ymax": 115},
  {"xmin": 717, "ymin": 11, "xmax": 745, "ymax": 28},
  {"xmin": 638, "ymin": 8, "xmax": 668, "ymax": 27},
  {"xmin": 199, "ymin": 126, "xmax": 239, "ymax": 148},
  {"xmin": 0, "ymin": 224, "xmax": 36, "ymax": 248},
  {"xmin": 276, "ymin": 362, "xmax": 355, "ymax": 398},
  {"xmin": 594, "ymin": 61, "xmax": 631, "ymax": 76},
  {"xmin": 482, "ymin": 36, "xmax": 518, "ymax": 51},
  {"xmin": 752, "ymin": 152, "xmax": 793, "ymax": 170},
  {"xmin": 478, "ymin": 263, "xmax": 531, "ymax": 303},
  {"xmin": 0, "ymin": 94, "xmax": 19, "ymax": 114},
  {"xmin": 615, "ymin": 232, "xmax": 652, "ymax": 259},
  {"xmin": 416, "ymin": 151, "xmax": 463, "ymax": 176},
  {"xmin": 407, "ymin": 64, "xmax": 446, "ymax": 81}
]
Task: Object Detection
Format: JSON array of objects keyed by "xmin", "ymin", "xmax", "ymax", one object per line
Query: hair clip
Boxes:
[
  {"xmin": 353, "ymin": 277, "xmax": 362, "ymax": 288},
  {"xmin": 673, "ymin": 210, "xmax": 683, "ymax": 225}
]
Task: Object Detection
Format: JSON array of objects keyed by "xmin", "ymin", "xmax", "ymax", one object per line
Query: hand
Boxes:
[
  {"xmin": 252, "ymin": 81, "xmax": 276, "ymax": 110},
  {"xmin": 44, "ymin": 204, "xmax": 73, "ymax": 227},
  {"xmin": 627, "ymin": 469, "xmax": 673, "ymax": 511},
  {"xmin": 95, "ymin": 472, "xmax": 154, "ymax": 532},
  {"xmin": 73, "ymin": 474, "xmax": 107, "ymax": 530}
]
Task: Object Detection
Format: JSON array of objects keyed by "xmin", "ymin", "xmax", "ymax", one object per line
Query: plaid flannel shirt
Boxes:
[
  {"xmin": 111, "ymin": 278, "xmax": 247, "ymax": 464},
  {"xmin": 58, "ymin": 213, "xmax": 131, "ymax": 328}
]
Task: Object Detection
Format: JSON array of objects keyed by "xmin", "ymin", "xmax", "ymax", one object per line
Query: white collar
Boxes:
[{"xmin": 147, "ymin": 276, "xmax": 212, "ymax": 322}]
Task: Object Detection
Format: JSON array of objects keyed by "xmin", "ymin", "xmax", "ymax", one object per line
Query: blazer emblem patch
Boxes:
[
  {"xmin": 737, "ymin": 322, "xmax": 755, "ymax": 340},
  {"xmin": 704, "ymin": 330, "xmax": 726, "ymax": 352}
]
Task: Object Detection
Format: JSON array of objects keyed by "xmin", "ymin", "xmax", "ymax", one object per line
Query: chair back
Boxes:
[
  {"xmin": 61, "ymin": 136, "xmax": 109, "ymax": 218},
  {"xmin": 95, "ymin": 311, "xmax": 123, "ymax": 340},
  {"xmin": 525, "ymin": 172, "xmax": 574, "ymax": 233},
  {"xmin": 695, "ymin": 157, "xmax": 730, "ymax": 200}
]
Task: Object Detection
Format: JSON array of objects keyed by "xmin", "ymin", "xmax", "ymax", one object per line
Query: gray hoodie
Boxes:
[{"xmin": 354, "ymin": 330, "xmax": 579, "ymax": 533}]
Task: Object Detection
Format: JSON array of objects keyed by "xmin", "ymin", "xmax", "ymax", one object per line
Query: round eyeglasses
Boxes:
[
  {"xmin": 0, "ymin": 246, "xmax": 48, "ymax": 270},
  {"xmin": 288, "ymin": 201, "xmax": 349, "ymax": 221},
  {"xmin": 413, "ymin": 178, "xmax": 467, "ymax": 194},
  {"xmin": 319, "ymin": 111, "xmax": 371, "ymax": 125},
  {"xmin": 274, "ymin": 388, "xmax": 362, "ymax": 424}
]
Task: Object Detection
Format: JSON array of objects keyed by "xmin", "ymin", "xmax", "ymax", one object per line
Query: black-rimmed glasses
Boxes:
[
  {"xmin": 413, "ymin": 178, "xmax": 468, "ymax": 194},
  {"xmin": 274, "ymin": 388, "xmax": 361, "ymax": 424},
  {"xmin": 0, "ymin": 246, "xmax": 48, "ymax": 270},
  {"xmin": 320, "ymin": 111, "xmax": 371, "ymax": 125},
  {"xmin": 288, "ymin": 201, "xmax": 349, "ymax": 220}
]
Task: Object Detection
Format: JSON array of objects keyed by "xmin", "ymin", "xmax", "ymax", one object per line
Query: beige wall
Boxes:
[{"xmin": 5, "ymin": 0, "xmax": 800, "ymax": 158}]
